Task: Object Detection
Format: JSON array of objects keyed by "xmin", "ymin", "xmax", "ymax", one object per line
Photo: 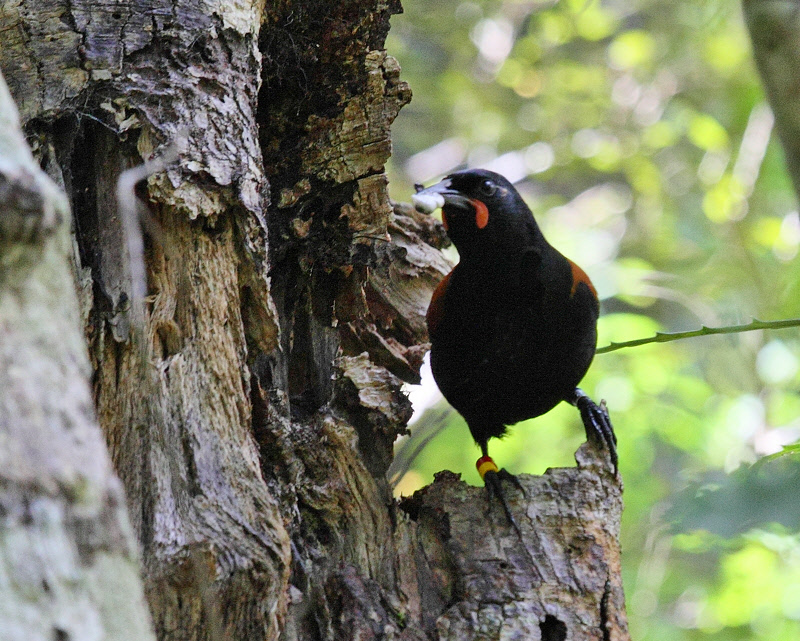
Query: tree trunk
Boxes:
[
  {"xmin": 744, "ymin": 0, "xmax": 800, "ymax": 201},
  {"xmin": 0, "ymin": 72, "xmax": 156, "ymax": 641},
  {"xmin": 0, "ymin": 1, "xmax": 628, "ymax": 639}
]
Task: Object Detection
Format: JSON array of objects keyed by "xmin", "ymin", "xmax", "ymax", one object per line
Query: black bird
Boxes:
[{"xmin": 412, "ymin": 169, "xmax": 617, "ymax": 522}]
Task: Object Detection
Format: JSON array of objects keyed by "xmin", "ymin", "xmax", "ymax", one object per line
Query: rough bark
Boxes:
[
  {"xmin": 401, "ymin": 448, "xmax": 627, "ymax": 641},
  {"xmin": 0, "ymin": 71, "xmax": 155, "ymax": 641},
  {"xmin": 0, "ymin": 1, "xmax": 628, "ymax": 639},
  {"xmin": 744, "ymin": 0, "xmax": 800, "ymax": 200}
]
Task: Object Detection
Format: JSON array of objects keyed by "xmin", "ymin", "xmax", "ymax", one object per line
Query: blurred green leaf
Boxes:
[
  {"xmin": 668, "ymin": 456, "xmax": 800, "ymax": 536},
  {"xmin": 609, "ymin": 30, "xmax": 658, "ymax": 70}
]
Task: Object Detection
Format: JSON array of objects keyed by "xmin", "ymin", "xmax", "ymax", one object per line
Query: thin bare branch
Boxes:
[{"xmin": 597, "ymin": 317, "xmax": 800, "ymax": 354}]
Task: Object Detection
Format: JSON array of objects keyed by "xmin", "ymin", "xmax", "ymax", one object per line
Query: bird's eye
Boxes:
[{"xmin": 479, "ymin": 180, "xmax": 497, "ymax": 197}]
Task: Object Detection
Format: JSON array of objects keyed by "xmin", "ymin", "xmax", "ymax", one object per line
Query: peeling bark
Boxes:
[
  {"xmin": 340, "ymin": 202, "xmax": 451, "ymax": 383},
  {"xmin": 0, "ymin": 1, "xmax": 629, "ymax": 639}
]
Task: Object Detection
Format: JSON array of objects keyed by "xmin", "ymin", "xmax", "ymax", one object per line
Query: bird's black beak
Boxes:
[{"xmin": 412, "ymin": 178, "xmax": 471, "ymax": 214}]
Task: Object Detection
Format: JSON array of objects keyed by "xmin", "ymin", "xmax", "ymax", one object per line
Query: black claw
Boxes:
[
  {"xmin": 570, "ymin": 388, "xmax": 618, "ymax": 472},
  {"xmin": 483, "ymin": 468, "xmax": 525, "ymax": 539}
]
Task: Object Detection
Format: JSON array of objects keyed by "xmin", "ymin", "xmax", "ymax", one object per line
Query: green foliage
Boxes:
[
  {"xmin": 669, "ymin": 456, "xmax": 800, "ymax": 536},
  {"xmin": 388, "ymin": 0, "xmax": 800, "ymax": 638}
]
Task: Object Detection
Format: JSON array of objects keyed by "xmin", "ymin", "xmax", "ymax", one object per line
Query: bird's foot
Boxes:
[
  {"xmin": 569, "ymin": 388, "xmax": 618, "ymax": 473},
  {"xmin": 477, "ymin": 456, "xmax": 526, "ymax": 537}
]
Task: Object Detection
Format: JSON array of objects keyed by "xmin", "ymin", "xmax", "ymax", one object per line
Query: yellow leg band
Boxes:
[{"xmin": 476, "ymin": 455, "xmax": 499, "ymax": 480}]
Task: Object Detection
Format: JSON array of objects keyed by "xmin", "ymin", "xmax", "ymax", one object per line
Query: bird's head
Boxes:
[{"xmin": 412, "ymin": 169, "xmax": 541, "ymax": 261}]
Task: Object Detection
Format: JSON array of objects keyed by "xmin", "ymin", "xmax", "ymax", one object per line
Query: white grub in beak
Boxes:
[{"xmin": 412, "ymin": 191, "xmax": 445, "ymax": 214}]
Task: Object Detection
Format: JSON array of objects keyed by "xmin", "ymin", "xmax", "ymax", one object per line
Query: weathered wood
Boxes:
[
  {"xmin": 400, "ymin": 446, "xmax": 628, "ymax": 640},
  {"xmin": 0, "ymin": 69, "xmax": 156, "ymax": 641},
  {"xmin": 2, "ymin": 1, "xmax": 293, "ymax": 638},
  {"xmin": 340, "ymin": 202, "xmax": 452, "ymax": 383}
]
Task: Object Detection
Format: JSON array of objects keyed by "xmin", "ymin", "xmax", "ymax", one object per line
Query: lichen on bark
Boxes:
[{"xmin": 0, "ymin": 69, "xmax": 156, "ymax": 641}]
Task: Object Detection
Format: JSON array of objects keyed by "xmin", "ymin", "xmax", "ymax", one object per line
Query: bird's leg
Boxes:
[
  {"xmin": 568, "ymin": 388, "xmax": 618, "ymax": 472},
  {"xmin": 477, "ymin": 449, "xmax": 525, "ymax": 537}
]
